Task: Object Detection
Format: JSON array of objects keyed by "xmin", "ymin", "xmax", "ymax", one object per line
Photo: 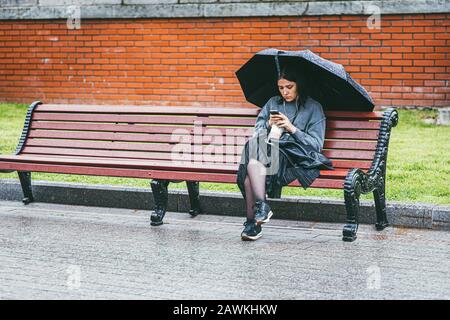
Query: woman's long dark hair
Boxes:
[{"xmin": 278, "ymin": 65, "xmax": 309, "ymax": 107}]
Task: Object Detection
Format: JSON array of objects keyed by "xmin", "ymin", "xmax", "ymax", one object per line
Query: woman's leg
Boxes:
[
  {"xmin": 244, "ymin": 175, "xmax": 255, "ymax": 220},
  {"xmin": 247, "ymin": 158, "xmax": 274, "ymax": 226},
  {"xmin": 241, "ymin": 173, "xmax": 263, "ymax": 241},
  {"xmin": 247, "ymin": 158, "xmax": 267, "ymax": 202}
]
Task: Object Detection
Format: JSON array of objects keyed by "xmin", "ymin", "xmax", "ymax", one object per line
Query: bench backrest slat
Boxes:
[
  {"xmin": 33, "ymin": 113, "xmax": 257, "ymax": 126},
  {"xmin": 21, "ymin": 147, "xmax": 242, "ymax": 163},
  {"xmin": 30, "ymin": 121, "xmax": 254, "ymax": 136},
  {"xmin": 38, "ymin": 104, "xmax": 260, "ymax": 116},
  {"xmin": 325, "ymin": 111, "xmax": 382, "ymax": 119},
  {"xmin": 38, "ymin": 105, "xmax": 383, "ymax": 119},
  {"xmin": 23, "ymin": 146, "xmax": 375, "ymax": 168}
]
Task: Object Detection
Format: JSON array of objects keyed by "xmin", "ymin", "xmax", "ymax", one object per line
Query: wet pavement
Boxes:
[{"xmin": 0, "ymin": 200, "xmax": 449, "ymax": 300}]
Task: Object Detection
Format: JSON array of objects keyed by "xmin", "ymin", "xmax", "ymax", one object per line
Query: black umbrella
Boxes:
[{"xmin": 235, "ymin": 48, "xmax": 375, "ymax": 111}]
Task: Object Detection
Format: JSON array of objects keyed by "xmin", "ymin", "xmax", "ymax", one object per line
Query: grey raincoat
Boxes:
[{"xmin": 237, "ymin": 95, "xmax": 334, "ymax": 199}]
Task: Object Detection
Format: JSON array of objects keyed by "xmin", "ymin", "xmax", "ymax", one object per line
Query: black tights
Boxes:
[{"xmin": 244, "ymin": 159, "xmax": 267, "ymax": 220}]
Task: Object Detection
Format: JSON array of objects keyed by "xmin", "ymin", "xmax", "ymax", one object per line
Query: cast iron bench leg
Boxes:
[
  {"xmin": 186, "ymin": 181, "xmax": 202, "ymax": 216},
  {"xmin": 17, "ymin": 171, "xmax": 34, "ymax": 205},
  {"xmin": 372, "ymin": 108, "xmax": 398, "ymax": 231},
  {"xmin": 343, "ymin": 169, "xmax": 362, "ymax": 242},
  {"xmin": 374, "ymin": 176, "xmax": 389, "ymax": 230},
  {"xmin": 150, "ymin": 179, "xmax": 169, "ymax": 226}
]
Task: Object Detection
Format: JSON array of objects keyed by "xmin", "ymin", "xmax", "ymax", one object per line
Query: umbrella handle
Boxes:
[{"xmin": 275, "ymin": 55, "xmax": 281, "ymax": 79}]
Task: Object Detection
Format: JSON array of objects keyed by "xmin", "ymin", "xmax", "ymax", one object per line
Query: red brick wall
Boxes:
[{"xmin": 0, "ymin": 13, "xmax": 448, "ymax": 108}]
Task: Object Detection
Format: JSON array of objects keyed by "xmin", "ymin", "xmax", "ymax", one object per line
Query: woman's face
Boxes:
[{"xmin": 277, "ymin": 78, "xmax": 298, "ymax": 102}]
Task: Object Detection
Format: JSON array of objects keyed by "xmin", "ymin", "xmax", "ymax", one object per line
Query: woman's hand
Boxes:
[{"xmin": 270, "ymin": 113, "xmax": 297, "ymax": 134}]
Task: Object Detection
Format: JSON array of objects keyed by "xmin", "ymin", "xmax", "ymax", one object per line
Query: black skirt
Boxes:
[{"xmin": 236, "ymin": 134, "xmax": 333, "ymax": 199}]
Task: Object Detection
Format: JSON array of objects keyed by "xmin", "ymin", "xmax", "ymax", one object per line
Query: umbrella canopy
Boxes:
[{"xmin": 235, "ymin": 48, "xmax": 375, "ymax": 111}]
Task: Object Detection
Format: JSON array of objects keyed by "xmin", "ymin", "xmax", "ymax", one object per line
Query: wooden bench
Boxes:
[{"xmin": 0, "ymin": 101, "xmax": 398, "ymax": 241}]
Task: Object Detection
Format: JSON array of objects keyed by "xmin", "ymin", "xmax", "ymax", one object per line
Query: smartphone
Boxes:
[{"xmin": 270, "ymin": 110, "xmax": 280, "ymax": 115}]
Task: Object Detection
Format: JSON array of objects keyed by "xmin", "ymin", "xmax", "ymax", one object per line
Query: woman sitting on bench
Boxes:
[{"xmin": 237, "ymin": 65, "xmax": 334, "ymax": 241}]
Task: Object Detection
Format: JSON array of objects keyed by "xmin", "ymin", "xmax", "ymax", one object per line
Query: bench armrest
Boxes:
[
  {"xmin": 368, "ymin": 107, "xmax": 399, "ymax": 177},
  {"xmin": 14, "ymin": 101, "xmax": 42, "ymax": 155},
  {"xmin": 344, "ymin": 108, "xmax": 399, "ymax": 195}
]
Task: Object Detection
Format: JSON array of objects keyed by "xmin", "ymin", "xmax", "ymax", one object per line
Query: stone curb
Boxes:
[{"xmin": 0, "ymin": 179, "xmax": 448, "ymax": 230}]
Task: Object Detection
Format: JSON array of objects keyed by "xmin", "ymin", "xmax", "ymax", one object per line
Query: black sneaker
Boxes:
[
  {"xmin": 188, "ymin": 207, "xmax": 202, "ymax": 217},
  {"xmin": 241, "ymin": 219, "xmax": 262, "ymax": 241},
  {"xmin": 150, "ymin": 207, "xmax": 165, "ymax": 226},
  {"xmin": 254, "ymin": 200, "xmax": 273, "ymax": 225}
]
